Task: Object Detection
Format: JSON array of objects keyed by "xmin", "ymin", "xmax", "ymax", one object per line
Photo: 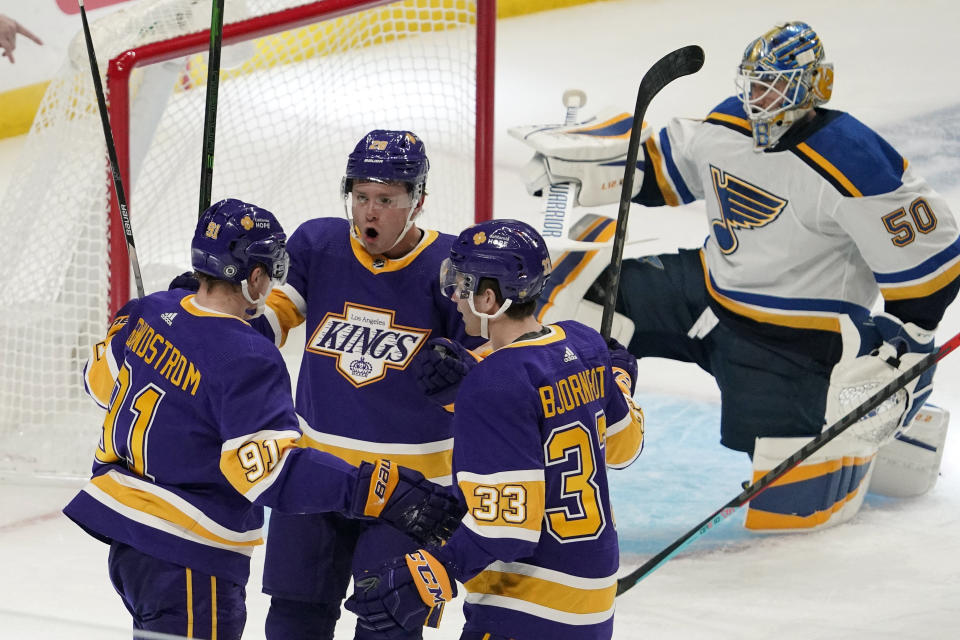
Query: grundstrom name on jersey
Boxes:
[{"xmin": 306, "ymin": 302, "xmax": 430, "ymax": 387}]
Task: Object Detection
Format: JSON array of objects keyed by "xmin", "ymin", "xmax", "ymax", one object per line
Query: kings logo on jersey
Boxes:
[
  {"xmin": 306, "ymin": 302, "xmax": 430, "ymax": 387},
  {"xmin": 709, "ymin": 165, "xmax": 788, "ymax": 254}
]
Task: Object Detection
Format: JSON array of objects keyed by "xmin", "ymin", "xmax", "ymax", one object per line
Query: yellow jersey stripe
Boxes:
[
  {"xmin": 880, "ymin": 259, "xmax": 960, "ymax": 300},
  {"xmin": 795, "ymin": 142, "xmax": 863, "ymax": 197},
  {"xmin": 644, "ymin": 135, "xmax": 681, "ymax": 207},
  {"xmin": 89, "ymin": 473, "xmax": 263, "ymax": 549},
  {"xmin": 700, "ymin": 251, "xmax": 842, "ymax": 332},
  {"xmin": 459, "ymin": 479, "xmax": 545, "ymax": 533},
  {"xmin": 465, "ymin": 569, "xmax": 617, "ymax": 616},
  {"xmin": 297, "ymin": 434, "xmax": 453, "ymax": 483}
]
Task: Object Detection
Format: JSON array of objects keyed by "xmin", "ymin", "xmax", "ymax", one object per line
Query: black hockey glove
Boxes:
[
  {"xmin": 351, "ymin": 459, "xmax": 464, "ymax": 546},
  {"xmin": 168, "ymin": 271, "xmax": 200, "ymax": 292},
  {"xmin": 607, "ymin": 337, "xmax": 638, "ymax": 395},
  {"xmin": 345, "ymin": 549, "xmax": 455, "ymax": 636},
  {"xmin": 414, "ymin": 337, "xmax": 480, "ymax": 407}
]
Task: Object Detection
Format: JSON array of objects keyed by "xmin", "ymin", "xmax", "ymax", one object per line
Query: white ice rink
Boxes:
[{"xmin": 3, "ymin": 0, "xmax": 960, "ymax": 638}]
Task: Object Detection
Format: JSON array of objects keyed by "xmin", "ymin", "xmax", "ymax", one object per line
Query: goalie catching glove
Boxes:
[
  {"xmin": 350, "ymin": 459, "xmax": 464, "ymax": 547},
  {"xmin": 345, "ymin": 549, "xmax": 455, "ymax": 636},
  {"xmin": 508, "ymin": 108, "xmax": 652, "ymax": 207},
  {"xmin": 826, "ymin": 313, "xmax": 936, "ymax": 447}
]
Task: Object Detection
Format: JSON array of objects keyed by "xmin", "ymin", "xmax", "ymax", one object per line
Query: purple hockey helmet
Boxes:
[
  {"xmin": 441, "ymin": 219, "xmax": 552, "ymax": 305},
  {"xmin": 192, "ymin": 198, "xmax": 288, "ymax": 284},
  {"xmin": 341, "ymin": 130, "xmax": 430, "ymax": 200}
]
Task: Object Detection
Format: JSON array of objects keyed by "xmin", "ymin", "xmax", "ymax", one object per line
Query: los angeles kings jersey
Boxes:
[
  {"xmin": 64, "ymin": 290, "xmax": 362, "ymax": 584},
  {"xmin": 259, "ymin": 217, "xmax": 475, "ymax": 485},
  {"xmin": 431, "ymin": 321, "xmax": 644, "ymax": 640},
  {"xmin": 639, "ymin": 97, "xmax": 960, "ymax": 360}
]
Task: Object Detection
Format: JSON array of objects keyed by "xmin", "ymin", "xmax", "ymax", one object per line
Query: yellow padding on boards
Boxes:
[
  {"xmin": 0, "ymin": 82, "xmax": 49, "ymax": 138},
  {"xmin": 0, "ymin": 1, "xmax": 607, "ymax": 140}
]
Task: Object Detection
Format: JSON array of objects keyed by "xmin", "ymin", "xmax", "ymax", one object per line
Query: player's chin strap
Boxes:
[
  {"xmin": 241, "ymin": 279, "xmax": 278, "ymax": 319},
  {"xmin": 467, "ymin": 293, "xmax": 513, "ymax": 340},
  {"xmin": 349, "ymin": 202, "xmax": 420, "ymax": 255}
]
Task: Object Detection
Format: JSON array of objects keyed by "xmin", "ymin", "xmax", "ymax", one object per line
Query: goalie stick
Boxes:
[
  {"xmin": 616, "ymin": 328, "xmax": 960, "ymax": 596},
  {"xmin": 77, "ymin": 0, "xmax": 144, "ymax": 299},
  {"xmin": 599, "ymin": 45, "xmax": 704, "ymax": 340},
  {"xmin": 198, "ymin": 0, "xmax": 226, "ymax": 216}
]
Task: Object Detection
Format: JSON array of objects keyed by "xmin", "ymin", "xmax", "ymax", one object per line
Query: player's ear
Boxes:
[
  {"xmin": 476, "ymin": 286, "xmax": 498, "ymax": 314},
  {"xmin": 411, "ymin": 193, "xmax": 426, "ymax": 219}
]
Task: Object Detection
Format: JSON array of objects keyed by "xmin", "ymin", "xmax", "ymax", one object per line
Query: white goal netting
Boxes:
[{"xmin": 0, "ymin": 0, "xmax": 491, "ymax": 478}]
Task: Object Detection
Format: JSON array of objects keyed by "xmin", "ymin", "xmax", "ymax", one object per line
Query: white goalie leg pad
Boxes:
[
  {"xmin": 868, "ymin": 404, "xmax": 950, "ymax": 498},
  {"xmin": 744, "ymin": 435, "xmax": 877, "ymax": 532},
  {"xmin": 536, "ymin": 213, "xmax": 634, "ymax": 344}
]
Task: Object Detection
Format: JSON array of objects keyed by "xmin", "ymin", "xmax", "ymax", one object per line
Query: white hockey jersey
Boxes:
[{"xmin": 640, "ymin": 96, "xmax": 960, "ymax": 358}]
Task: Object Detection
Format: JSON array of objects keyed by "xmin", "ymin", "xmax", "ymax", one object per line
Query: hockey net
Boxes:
[{"xmin": 0, "ymin": 0, "xmax": 493, "ymax": 479}]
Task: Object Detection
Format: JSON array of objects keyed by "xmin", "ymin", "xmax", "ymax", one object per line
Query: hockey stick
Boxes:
[
  {"xmin": 616, "ymin": 328, "xmax": 960, "ymax": 596},
  {"xmin": 599, "ymin": 45, "xmax": 704, "ymax": 340},
  {"xmin": 198, "ymin": 0, "xmax": 225, "ymax": 216},
  {"xmin": 77, "ymin": 0, "xmax": 144, "ymax": 299}
]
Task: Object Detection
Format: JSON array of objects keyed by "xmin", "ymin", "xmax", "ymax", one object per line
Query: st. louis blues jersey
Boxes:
[
  {"xmin": 64, "ymin": 290, "xmax": 362, "ymax": 584},
  {"xmin": 639, "ymin": 97, "xmax": 960, "ymax": 362},
  {"xmin": 259, "ymin": 217, "xmax": 476, "ymax": 485},
  {"xmin": 431, "ymin": 321, "xmax": 644, "ymax": 640}
]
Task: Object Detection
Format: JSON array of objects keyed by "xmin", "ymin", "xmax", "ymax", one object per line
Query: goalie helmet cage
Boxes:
[{"xmin": 0, "ymin": 0, "xmax": 494, "ymax": 479}]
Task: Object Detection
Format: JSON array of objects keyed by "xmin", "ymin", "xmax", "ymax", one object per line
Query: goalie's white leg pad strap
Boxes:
[
  {"xmin": 869, "ymin": 405, "xmax": 949, "ymax": 498},
  {"xmin": 538, "ymin": 213, "xmax": 617, "ymax": 319},
  {"xmin": 745, "ymin": 435, "xmax": 877, "ymax": 532}
]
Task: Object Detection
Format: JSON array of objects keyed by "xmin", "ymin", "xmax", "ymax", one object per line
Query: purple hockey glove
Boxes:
[
  {"xmin": 168, "ymin": 271, "xmax": 200, "ymax": 292},
  {"xmin": 350, "ymin": 459, "xmax": 464, "ymax": 547},
  {"xmin": 345, "ymin": 549, "xmax": 456, "ymax": 637},
  {"xmin": 414, "ymin": 337, "xmax": 480, "ymax": 407},
  {"xmin": 607, "ymin": 337, "xmax": 637, "ymax": 395}
]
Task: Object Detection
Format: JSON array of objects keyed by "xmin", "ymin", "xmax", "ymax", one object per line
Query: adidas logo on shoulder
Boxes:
[
  {"xmin": 563, "ymin": 346, "xmax": 578, "ymax": 363},
  {"xmin": 160, "ymin": 312, "xmax": 177, "ymax": 326}
]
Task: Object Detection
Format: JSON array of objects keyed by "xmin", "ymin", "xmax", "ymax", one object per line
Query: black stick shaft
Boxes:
[
  {"xmin": 600, "ymin": 45, "xmax": 704, "ymax": 339},
  {"xmin": 198, "ymin": 0, "xmax": 225, "ymax": 216},
  {"xmin": 78, "ymin": 0, "xmax": 144, "ymax": 299}
]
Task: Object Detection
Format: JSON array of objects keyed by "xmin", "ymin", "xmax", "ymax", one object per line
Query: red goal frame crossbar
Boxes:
[{"xmin": 105, "ymin": 0, "xmax": 496, "ymax": 318}]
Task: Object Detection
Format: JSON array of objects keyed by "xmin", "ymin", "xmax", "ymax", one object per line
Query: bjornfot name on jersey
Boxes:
[{"xmin": 306, "ymin": 303, "xmax": 430, "ymax": 387}]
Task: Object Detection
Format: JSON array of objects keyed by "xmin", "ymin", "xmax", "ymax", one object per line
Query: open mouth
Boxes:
[{"xmin": 364, "ymin": 227, "xmax": 379, "ymax": 240}]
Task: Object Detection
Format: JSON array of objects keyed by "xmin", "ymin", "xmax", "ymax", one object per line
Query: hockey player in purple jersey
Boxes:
[
  {"xmin": 252, "ymin": 131, "xmax": 481, "ymax": 639},
  {"xmin": 64, "ymin": 199, "xmax": 462, "ymax": 640},
  {"xmin": 345, "ymin": 219, "xmax": 645, "ymax": 640},
  {"xmin": 512, "ymin": 22, "xmax": 959, "ymax": 531}
]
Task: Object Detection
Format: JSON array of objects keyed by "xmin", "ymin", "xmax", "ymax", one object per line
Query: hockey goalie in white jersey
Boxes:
[{"xmin": 513, "ymin": 21, "xmax": 960, "ymax": 531}]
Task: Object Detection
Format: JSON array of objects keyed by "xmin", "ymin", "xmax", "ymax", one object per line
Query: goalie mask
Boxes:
[
  {"xmin": 192, "ymin": 198, "xmax": 289, "ymax": 316},
  {"xmin": 341, "ymin": 130, "xmax": 430, "ymax": 253},
  {"xmin": 441, "ymin": 219, "xmax": 552, "ymax": 337},
  {"xmin": 735, "ymin": 21, "xmax": 833, "ymax": 150}
]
